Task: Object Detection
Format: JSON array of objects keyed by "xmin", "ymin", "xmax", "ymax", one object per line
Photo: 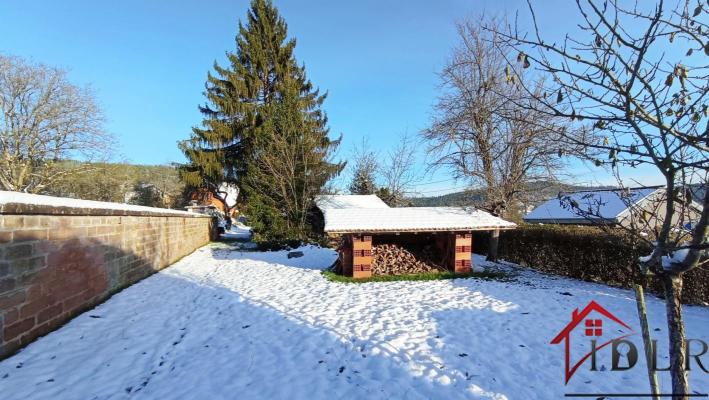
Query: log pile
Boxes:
[{"xmin": 371, "ymin": 243, "xmax": 447, "ymax": 275}]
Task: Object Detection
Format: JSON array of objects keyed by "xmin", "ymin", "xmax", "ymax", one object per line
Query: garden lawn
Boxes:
[{"xmin": 0, "ymin": 245, "xmax": 707, "ymax": 399}]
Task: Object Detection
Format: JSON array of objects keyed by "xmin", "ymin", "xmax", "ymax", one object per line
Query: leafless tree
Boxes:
[
  {"xmin": 488, "ymin": 1, "xmax": 708, "ymax": 396},
  {"xmin": 379, "ymin": 133, "xmax": 420, "ymax": 206},
  {"xmin": 0, "ymin": 55, "xmax": 111, "ymax": 193},
  {"xmin": 422, "ymin": 18, "xmax": 566, "ymax": 260},
  {"xmin": 347, "ymin": 134, "xmax": 422, "ymax": 206}
]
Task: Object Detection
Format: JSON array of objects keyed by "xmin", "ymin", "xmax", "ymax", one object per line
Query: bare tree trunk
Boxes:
[
  {"xmin": 486, "ymin": 229, "xmax": 499, "ymax": 262},
  {"xmin": 662, "ymin": 275, "xmax": 689, "ymax": 400},
  {"xmin": 633, "ymin": 283, "xmax": 661, "ymax": 400}
]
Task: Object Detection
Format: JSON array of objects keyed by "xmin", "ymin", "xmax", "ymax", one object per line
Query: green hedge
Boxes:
[{"xmin": 472, "ymin": 225, "xmax": 708, "ymax": 305}]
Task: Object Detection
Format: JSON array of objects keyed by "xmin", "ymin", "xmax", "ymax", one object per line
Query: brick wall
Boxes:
[{"xmin": 0, "ymin": 201, "xmax": 213, "ymax": 359}]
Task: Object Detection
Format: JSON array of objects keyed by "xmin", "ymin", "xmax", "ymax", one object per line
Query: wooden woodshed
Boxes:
[{"xmin": 315, "ymin": 195, "xmax": 516, "ymax": 278}]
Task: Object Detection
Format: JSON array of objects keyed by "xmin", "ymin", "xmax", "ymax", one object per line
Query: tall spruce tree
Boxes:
[
  {"xmin": 179, "ymin": 0, "xmax": 343, "ymax": 240},
  {"xmin": 246, "ymin": 77, "xmax": 343, "ymax": 240}
]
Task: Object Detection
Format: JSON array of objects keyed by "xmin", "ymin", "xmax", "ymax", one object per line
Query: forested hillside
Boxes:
[
  {"xmin": 42, "ymin": 161, "xmax": 186, "ymax": 208},
  {"xmin": 408, "ymin": 182, "xmax": 613, "ymax": 208}
]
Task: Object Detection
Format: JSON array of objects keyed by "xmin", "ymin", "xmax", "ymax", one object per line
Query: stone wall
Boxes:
[{"xmin": 0, "ymin": 197, "xmax": 213, "ymax": 359}]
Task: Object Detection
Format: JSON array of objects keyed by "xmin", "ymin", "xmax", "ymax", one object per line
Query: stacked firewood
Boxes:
[{"xmin": 371, "ymin": 244, "xmax": 446, "ymax": 275}]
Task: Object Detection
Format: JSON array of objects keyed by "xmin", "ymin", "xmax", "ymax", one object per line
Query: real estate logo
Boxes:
[
  {"xmin": 550, "ymin": 300, "xmax": 636, "ymax": 384},
  {"xmin": 551, "ymin": 301, "xmax": 708, "ymax": 397}
]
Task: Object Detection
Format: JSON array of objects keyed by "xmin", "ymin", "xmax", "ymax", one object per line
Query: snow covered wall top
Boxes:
[
  {"xmin": 0, "ymin": 191, "xmax": 209, "ymax": 217},
  {"xmin": 524, "ymin": 187, "xmax": 660, "ymax": 223}
]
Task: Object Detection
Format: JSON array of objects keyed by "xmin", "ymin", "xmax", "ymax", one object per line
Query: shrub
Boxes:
[
  {"xmin": 473, "ymin": 224, "xmax": 708, "ymax": 305},
  {"xmin": 254, "ymin": 239, "xmax": 304, "ymax": 252}
]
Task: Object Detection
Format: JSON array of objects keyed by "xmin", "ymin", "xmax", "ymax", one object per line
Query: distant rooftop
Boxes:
[{"xmin": 523, "ymin": 187, "xmax": 661, "ymax": 224}]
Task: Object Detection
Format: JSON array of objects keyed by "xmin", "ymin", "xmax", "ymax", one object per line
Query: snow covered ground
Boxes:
[
  {"xmin": 221, "ymin": 224, "xmax": 253, "ymax": 241},
  {"xmin": 0, "ymin": 245, "xmax": 707, "ymax": 399}
]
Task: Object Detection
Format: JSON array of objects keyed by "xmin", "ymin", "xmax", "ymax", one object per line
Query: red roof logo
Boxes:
[{"xmin": 550, "ymin": 300, "xmax": 635, "ymax": 383}]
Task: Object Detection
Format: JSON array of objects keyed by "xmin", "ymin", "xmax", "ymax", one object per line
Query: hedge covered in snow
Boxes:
[{"xmin": 472, "ymin": 224, "xmax": 708, "ymax": 305}]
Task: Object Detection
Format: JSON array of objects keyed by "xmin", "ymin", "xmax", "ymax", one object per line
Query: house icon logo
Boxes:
[{"xmin": 550, "ymin": 300, "xmax": 635, "ymax": 384}]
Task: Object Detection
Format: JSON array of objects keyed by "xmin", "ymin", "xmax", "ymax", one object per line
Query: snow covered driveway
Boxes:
[{"xmin": 1, "ymin": 245, "xmax": 707, "ymax": 399}]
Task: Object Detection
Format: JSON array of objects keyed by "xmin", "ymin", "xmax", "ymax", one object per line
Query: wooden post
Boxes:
[
  {"xmin": 352, "ymin": 234, "xmax": 372, "ymax": 279},
  {"xmin": 451, "ymin": 232, "xmax": 472, "ymax": 273},
  {"xmin": 634, "ymin": 284, "xmax": 661, "ymax": 400},
  {"xmin": 340, "ymin": 235, "xmax": 353, "ymax": 277}
]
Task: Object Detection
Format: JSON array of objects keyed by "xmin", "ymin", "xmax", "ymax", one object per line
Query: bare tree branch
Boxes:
[{"xmin": 0, "ymin": 55, "xmax": 112, "ymax": 193}]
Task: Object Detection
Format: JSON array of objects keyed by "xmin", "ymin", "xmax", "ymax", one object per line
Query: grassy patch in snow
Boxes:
[{"xmin": 321, "ymin": 269, "xmax": 509, "ymax": 283}]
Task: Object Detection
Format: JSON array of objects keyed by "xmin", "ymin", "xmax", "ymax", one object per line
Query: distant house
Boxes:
[
  {"xmin": 523, "ymin": 186, "xmax": 702, "ymax": 231},
  {"xmin": 189, "ymin": 183, "xmax": 240, "ymax": 218}
]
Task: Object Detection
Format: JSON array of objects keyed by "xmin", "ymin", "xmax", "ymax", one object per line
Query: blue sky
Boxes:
[{"xmin": 0, "ymin": 0, "xmax": 663, "ymax": 194}]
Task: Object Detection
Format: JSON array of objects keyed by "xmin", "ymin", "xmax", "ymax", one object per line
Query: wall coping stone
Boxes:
[{"xmin": 0, "ymin": 191, "xmax": 211, "ymax": 218}]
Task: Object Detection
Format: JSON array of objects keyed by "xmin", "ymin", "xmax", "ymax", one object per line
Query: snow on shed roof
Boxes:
[
  {"xmin": 315, "ymin": 195, "xmax": 390, "ymax": 210},
  {"xmin": 524, "ymin": 187, "xmax": 661, "ymax": 223},
  {"xmin": 321, "ymin": 206, "xmax": 516, "ymax": 233}
]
